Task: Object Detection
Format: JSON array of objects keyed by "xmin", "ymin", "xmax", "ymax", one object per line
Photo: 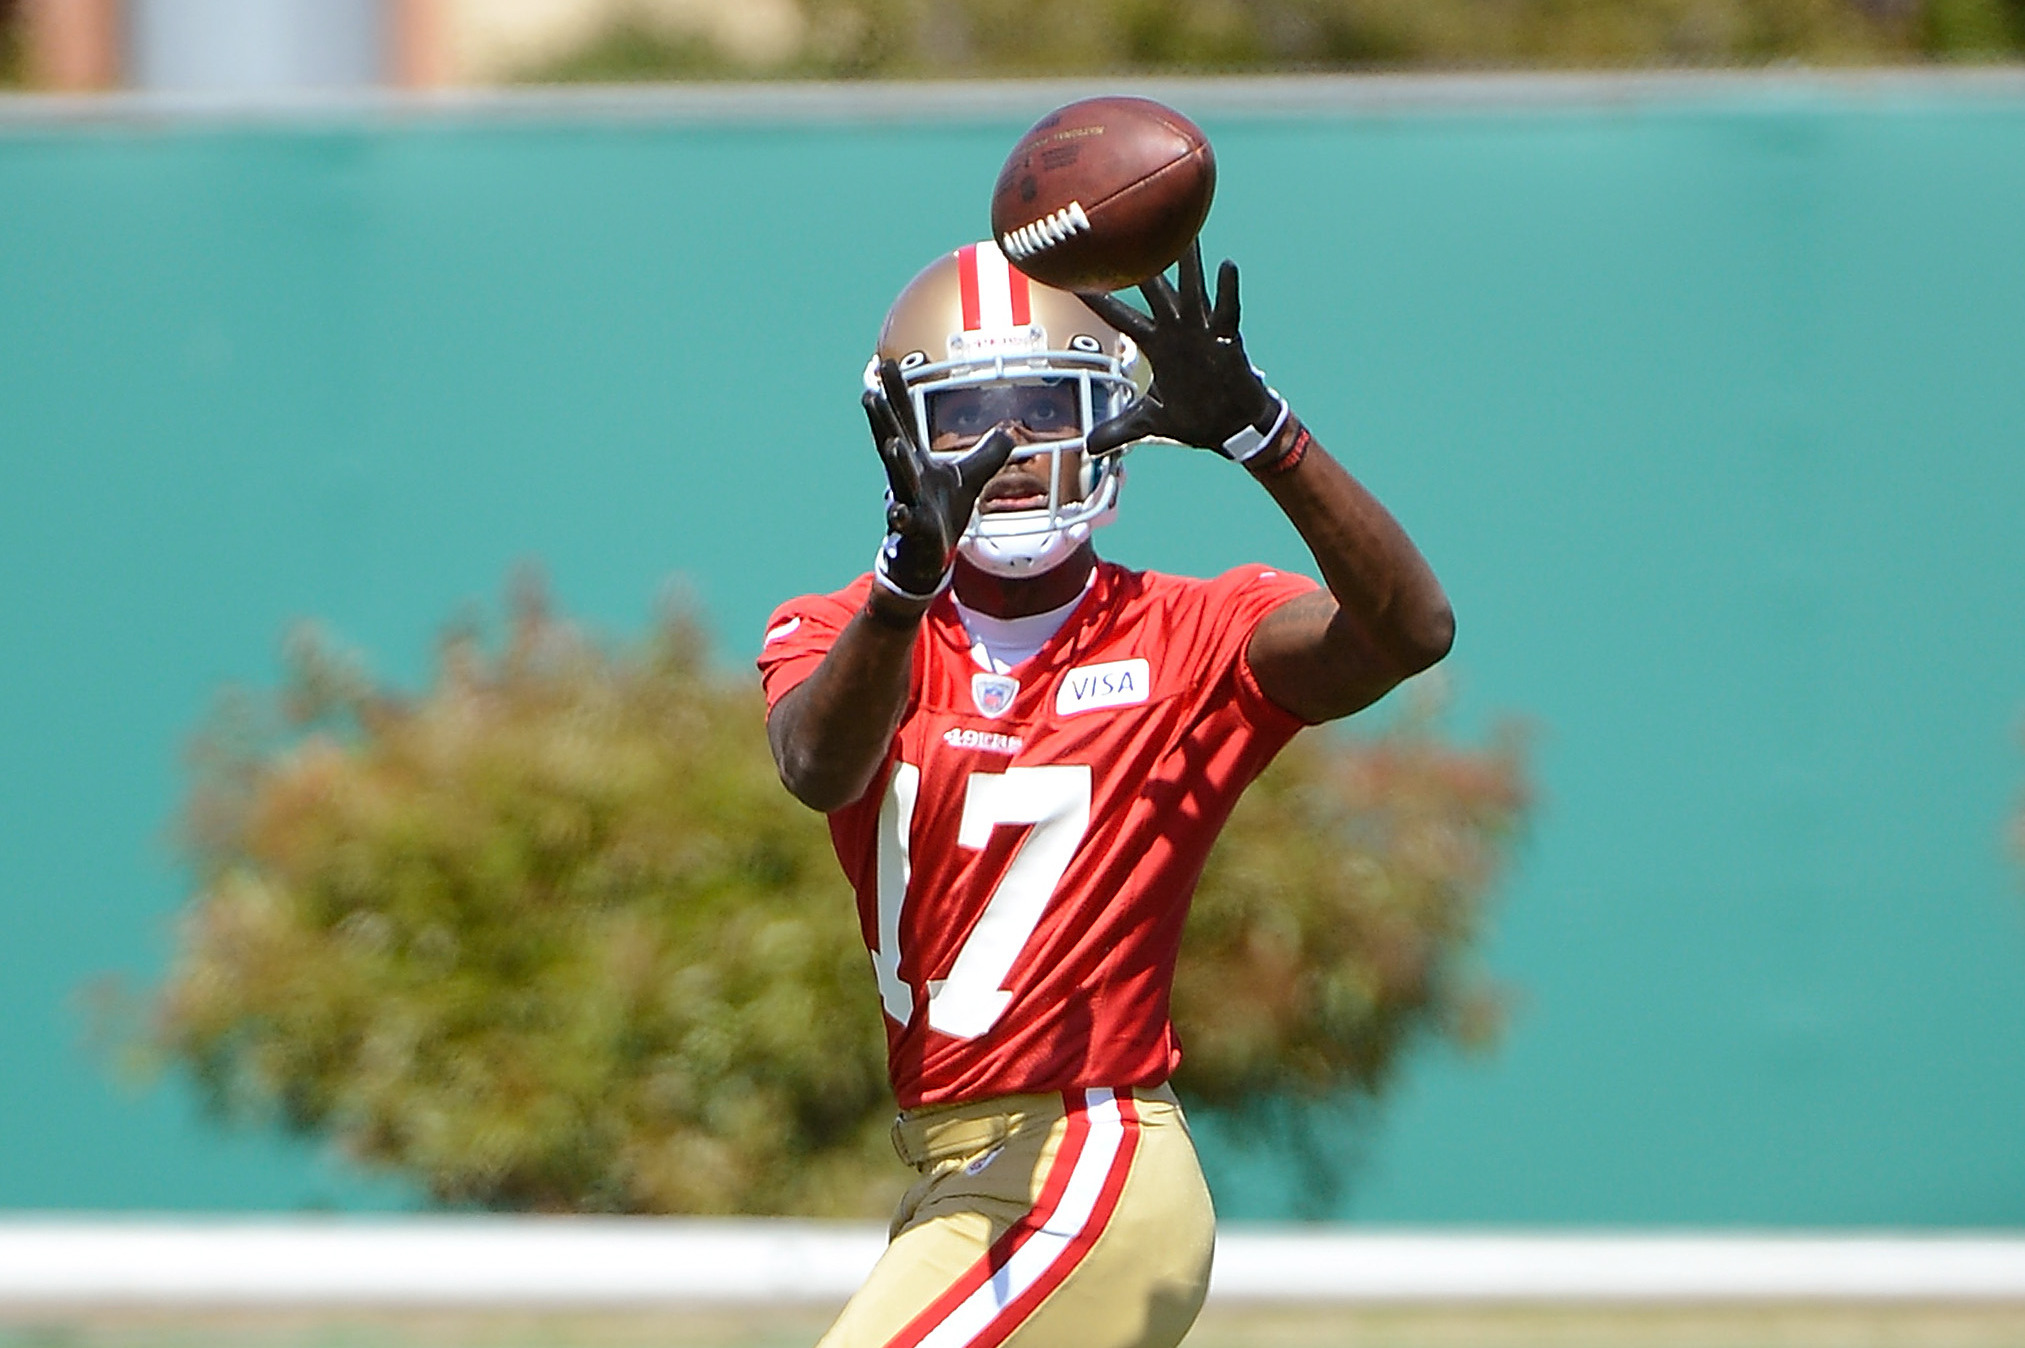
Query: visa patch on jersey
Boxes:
[{"xmin": 1055, "ymin": 658, "xmax": 1151, "ymax": 716}]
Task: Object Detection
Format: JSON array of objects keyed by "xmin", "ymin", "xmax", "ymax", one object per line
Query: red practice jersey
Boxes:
[{"xmin": 758, "ymin": 560, "xmax": 1317, "ymax": 1109}]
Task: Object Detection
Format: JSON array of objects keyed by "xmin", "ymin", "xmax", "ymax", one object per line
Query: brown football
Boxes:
[{"xmin": 990, "ymin": 96, "xmax": 1216, "ymax": 294}]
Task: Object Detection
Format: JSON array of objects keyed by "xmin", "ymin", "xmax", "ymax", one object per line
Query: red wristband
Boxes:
[{"xmin": 1248, "ymin": 423, "xmax": 1311, "ymax": 477}]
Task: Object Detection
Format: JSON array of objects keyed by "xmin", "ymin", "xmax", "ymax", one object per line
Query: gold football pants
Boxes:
[{"xmin": 818, "ymin": 1084, "xmax": 1215, "ymax": 1348}]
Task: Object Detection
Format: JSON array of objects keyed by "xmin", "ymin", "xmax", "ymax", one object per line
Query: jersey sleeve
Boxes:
[
  {"xmin": 755, "ymin": 575, "xmax": 874, "ymax": 710},
  {"xmin": 1196, "ymin": 564, "xmax": 1323, "ymax": 729}
]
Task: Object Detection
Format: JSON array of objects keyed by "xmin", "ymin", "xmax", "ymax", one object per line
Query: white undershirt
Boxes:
[{"xmin": 954, "ymin": 573, "xmax": 1095, "ymax": 674}]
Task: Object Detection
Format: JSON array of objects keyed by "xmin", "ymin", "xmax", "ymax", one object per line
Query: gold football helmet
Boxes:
[{"xmin": 869, "ymin": 241, "xmax": 1150, "ymax": 577}]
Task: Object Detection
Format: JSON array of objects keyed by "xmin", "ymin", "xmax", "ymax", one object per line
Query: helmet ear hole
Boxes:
[
  {"xmin": 1069, "ymin": 334, "xmax": 1103, "ymax": 354},
  {"xmin": 899, "ymin": 350, "xmax": 929, "ymax": 370}
]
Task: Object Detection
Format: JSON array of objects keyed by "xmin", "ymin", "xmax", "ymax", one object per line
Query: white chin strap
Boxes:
[
  {"xmin": 957, "ymin": 484, "xmax": 1120, "ymax": 578},
  {"xmin": 959, "ymin": 517, "xmax": 1095, "ymax": 577}
]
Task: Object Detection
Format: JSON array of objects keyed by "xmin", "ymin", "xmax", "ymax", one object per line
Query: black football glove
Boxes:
[
  {"xmin": 1078, "ymin": 239, "xmax": 1289, "ymax": 463},
  {"xmin": 864, "ymin": 358, "xmax": 1017, "ymax": 600}
]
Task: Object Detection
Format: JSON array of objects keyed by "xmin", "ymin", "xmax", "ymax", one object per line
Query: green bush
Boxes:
[
  {"xmin": 1178, "ymin": 687, "xmax": 1522, "ymax": 1109},
  {"xmin": 0, "ymin": 2, "xmax": 24, "ymax": 88},
  {"xmin": 514, "ymin": 0, "xmax": 2024, "ymax": 82},
  {"xmin": 149, "ymin": 579, "xmax": 1526, "ymax": 1215}
]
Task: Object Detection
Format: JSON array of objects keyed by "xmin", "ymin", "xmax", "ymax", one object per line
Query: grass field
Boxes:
[{"xmin": 7, "ymin": 1305, "xmax": 2025, "ymax": 1348}]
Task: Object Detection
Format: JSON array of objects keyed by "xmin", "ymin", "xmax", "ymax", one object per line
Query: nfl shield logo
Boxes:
[{"xmin": 971, "ymin": 673, "xmax": 1019, "ymax": 718}]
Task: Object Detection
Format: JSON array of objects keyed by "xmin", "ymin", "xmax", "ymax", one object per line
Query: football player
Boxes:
[{"xmin": 758, "ymin": 238, "xmax": 1453, "ymax": 1348}]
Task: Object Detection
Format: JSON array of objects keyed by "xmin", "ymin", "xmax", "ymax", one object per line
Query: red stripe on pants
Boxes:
[
  {"xmin": 970, "ymin": 1093, "xmax": 1141, "ymax": 1348},
  {"xmin": 883, "ymin": 1092, "xmax": 1096, "ymax": 1348}
]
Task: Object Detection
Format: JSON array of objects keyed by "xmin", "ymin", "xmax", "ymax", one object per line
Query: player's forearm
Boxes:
[
  {"xmin": 1252, "ymin": 417, "xmax": 1454, "ymax": 695},
  {"xmin": 767, "ymin": 590, "xmax": 929, "ymax": 812}
]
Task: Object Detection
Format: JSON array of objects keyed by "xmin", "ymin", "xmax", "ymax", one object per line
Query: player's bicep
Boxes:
[
  {"xmin": 1245, "ymin": 590, "xmax": 1406, "ymax": 724},
  {"xmin": 764, "ymin": 674, "xmax": 812, "ymax": 770}
]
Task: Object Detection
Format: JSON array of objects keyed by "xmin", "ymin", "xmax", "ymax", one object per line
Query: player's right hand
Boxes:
[{"xmin": 865, "ymin": 358, "xmax": 1016, "ymax": 600}]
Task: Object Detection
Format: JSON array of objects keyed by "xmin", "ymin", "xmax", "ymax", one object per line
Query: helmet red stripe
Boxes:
[{"xmin": 957, "ymin": 243, "xmax": 982, "ymax": 331}]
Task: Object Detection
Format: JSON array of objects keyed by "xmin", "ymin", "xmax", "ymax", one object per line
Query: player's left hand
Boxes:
[
  {"xmin": 864, "ymin": 358, "xmax": 1016, "ymax": 599},
  {"xmin": 1079, "ymin": 239, "xmax": 1289, "ymax": 464}
]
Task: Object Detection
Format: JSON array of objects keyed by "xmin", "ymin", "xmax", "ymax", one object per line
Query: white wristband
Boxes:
[
  {"xmin": 872, "ymin": 537, "xmax": 953, "ymax": 601},
  {"xmin": 1220, "ymin": 395, "xmax": 1291, "ymax": 463}
]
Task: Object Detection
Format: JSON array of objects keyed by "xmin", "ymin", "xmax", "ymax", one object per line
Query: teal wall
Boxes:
[{"xmin": 3, "ymin": 77, "xmax": 2023, "ymax": 1223}]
